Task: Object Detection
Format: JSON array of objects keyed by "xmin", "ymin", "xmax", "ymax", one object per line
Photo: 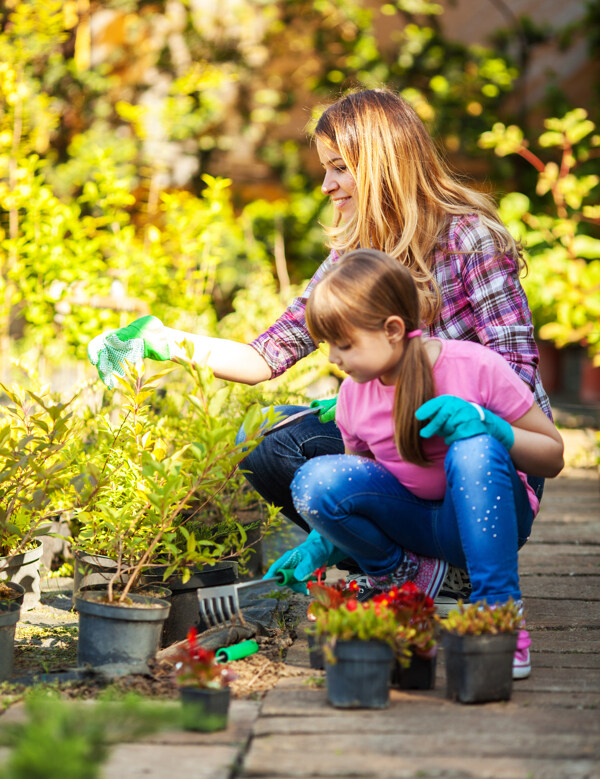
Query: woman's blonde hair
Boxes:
[
  {"xmin": 306, "ymin": 248, "xmax": 435, "ymax": 466},
  {"xmin": 313, "ymin": 88, "xmax": 523, "ymax": 324}
]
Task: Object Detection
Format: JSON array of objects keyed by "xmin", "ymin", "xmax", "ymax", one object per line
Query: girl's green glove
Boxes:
[
  {"xmin": 87, "ymin": 315, "xmax": 172, "ymax": 388},
  {"xmin": 310, "ymin": 397, "xmax": 337, "ymax": 424}
]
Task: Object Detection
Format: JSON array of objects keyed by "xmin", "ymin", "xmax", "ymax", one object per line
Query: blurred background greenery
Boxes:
[{"xmin": 0, "ymin": 0, "xmax": 598, "ymax": 402}]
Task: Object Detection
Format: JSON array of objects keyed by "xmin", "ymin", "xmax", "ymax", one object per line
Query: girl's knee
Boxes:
[
  {"xmin": 445, "ymin": 435, "xmax": 510, "ymax": 478},
  {"xmin": 291, "ymin": 455, "xmax": 357, "ymax": 519}
]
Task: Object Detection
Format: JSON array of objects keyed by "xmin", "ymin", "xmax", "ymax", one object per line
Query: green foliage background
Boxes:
[{"xmin": 0, "ymin": 0, "xmax": 597, "ymax": 370}]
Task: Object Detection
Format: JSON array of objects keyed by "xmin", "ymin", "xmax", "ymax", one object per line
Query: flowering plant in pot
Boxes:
[
  {"xmin": 172, "ymin": 626, "xmax": 237, "ymax": 731},
  {"xmin": 310, "ymin": 577, "xmax": 408, "ymax": 709},
  {"xmin": 376, "ymin": 581, "xmax": 438, "ymax": 690},
  {"xmin": 305, "ymin": 568, "xmax": 360, "ymax": 670},
  {"xmin": 439, "ymin": 599, "xmax": 522, "ymax": 704}
]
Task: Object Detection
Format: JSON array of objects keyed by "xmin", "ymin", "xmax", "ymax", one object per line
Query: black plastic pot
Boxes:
[
  {"xmin": 144, "ymin": 562, "xmax": 238, "ymax": 645},
  {"xmin": 325, "ymin": 639, "xmax": 394, "ymax": 709},
  {"xmin": 0, "ymin": 601, "xmax": 21, "ymax": 682},
  {"xmin": 442, "ymin": 631, "xmax": 517, "ymax": 704},
  {"xmin": 306, "ymin": 629, "xmax": 324, "ymax": 670},
  {"xmin": 391, "ymin": 648, "xmax": 437, "ymax": 690},
  {"xmin": 179, "ymin": 686, "xmax": 230, "ymax": 732},
  {"xmin": 76, "ymin": 591, "xmax": 170, "ymax": 669},
  {"xmin": 0, "ymin": 539, "xmax": 43, "ymax": 611}
]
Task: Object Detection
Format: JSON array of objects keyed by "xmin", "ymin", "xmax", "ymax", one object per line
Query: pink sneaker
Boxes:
[{"xmin": 513, "ymin": 629, "xmax": 531, "ymax": 679}]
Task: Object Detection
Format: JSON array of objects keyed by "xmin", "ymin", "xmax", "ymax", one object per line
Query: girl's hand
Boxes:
[{"xmin": 416, "ymin": 394, "xmax": 514, "ymax": 450}]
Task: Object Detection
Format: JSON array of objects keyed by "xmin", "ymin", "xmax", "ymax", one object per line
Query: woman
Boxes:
[{"xmin": 88, "ymin": 88, "xmax": 551, "ymax": 600}]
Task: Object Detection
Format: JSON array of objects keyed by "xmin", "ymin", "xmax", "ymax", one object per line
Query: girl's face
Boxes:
[
  {"xmin": 316, "ymin": 139, "xmax": 357, "ymax": 223},
  {"xmin": 327, "ymin": 323, "xmax": 404, "ymax": 386}
]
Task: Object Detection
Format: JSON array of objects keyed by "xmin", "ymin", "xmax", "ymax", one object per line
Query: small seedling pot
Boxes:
[
  {"xmin": 442, "ymin": 631, "xmax": 517, "ymax": 704},
  {"xmin": 179, "ymin": 686, "xmax": 230, "ymax": 732},
  {"xmin": 76, "ymin": 591, "xmax": 170, "ymax": 669},
  {"xmin": 0, "ymin": 539, "xmax": 43, "ymax": 611},
  {"xmin": 0, "ymin": 601, "xmax": 21, "ymax": 682},
  {"xmin": 391, "ymin": 648, "xmax": 437, "ymax": 690},
  {"xmin": 325, "ymin": 639, "xmax": 394, "ymax": 709}
]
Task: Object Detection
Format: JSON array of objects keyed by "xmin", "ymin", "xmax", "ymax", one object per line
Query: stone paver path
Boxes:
[{"xmin": 241, "ymin": 464, "xmax": 600, "ymax": 779}]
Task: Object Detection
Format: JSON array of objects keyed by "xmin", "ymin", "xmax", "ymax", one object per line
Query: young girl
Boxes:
[
  {"xmin": 88, "ymin": 88, "xmax": 551, "ymax": 600},
  {"xmin": 265, "ymin": 249, "xmax": 564, "ymax": 679}
]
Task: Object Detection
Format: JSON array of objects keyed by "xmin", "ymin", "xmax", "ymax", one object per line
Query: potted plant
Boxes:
[
  {"xmin": 440, "ymin": 599, "xmax": 521, "ymax": 704},
  {"xmin": 172, "ymin": 626, "xmax": 237, "ymax": 731},
  {"xmin": 0, "ymin": 381, "xmax": 80, "ymax": 610},
  {"xmin": 72, "ymin": 355, "xmax": 278, "ymax": 664},
  {"xmin": 305, "ymin": 567, "xmax": 359, "ymax": 670},
  {"xmin": 382, "ymin": 581, "xmax": 438, "ymax": 690},
  {"xmin": 310, "ymin": 579, "xmax": 406, "ymax": 709}
]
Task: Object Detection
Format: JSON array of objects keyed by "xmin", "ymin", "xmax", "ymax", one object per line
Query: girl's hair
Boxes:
[
  {"xmin": 313, "ymin": 88, "xmax": 523, "ymax": 324},
  {"xmin": 306, "ymin": 248, "xmax": 434, "ymax": 466}
]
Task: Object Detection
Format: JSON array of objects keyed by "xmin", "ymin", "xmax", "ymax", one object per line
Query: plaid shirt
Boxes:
[{"xmin": 251, "ymin": 214, "xmax": 552, "ymax": 419}]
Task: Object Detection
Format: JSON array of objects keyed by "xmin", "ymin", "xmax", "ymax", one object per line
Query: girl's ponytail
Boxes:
[{"xmin": 393, "ymin": 335, "xmax": 434, "ymax": 466}]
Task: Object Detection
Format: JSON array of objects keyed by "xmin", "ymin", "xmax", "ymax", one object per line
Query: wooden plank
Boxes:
[
  {"xmin": 527, "ymin": 522, "xmax": 600, "ymax": 544},
  {"xmin": 243, "ymin": 731, "xmax": 599, "ymax": 778},
  {"xmin": 523, "ymin": 598, "xmax": 600, "ymax": 627},
  {"xmin": 520, "ymin": 574, "xmax": 600, "ymax": 599}
]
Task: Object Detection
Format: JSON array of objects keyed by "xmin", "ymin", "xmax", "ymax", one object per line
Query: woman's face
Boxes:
[{"xmin": 316, "ymin": 139, "xmax": 357, "ymax": 223}]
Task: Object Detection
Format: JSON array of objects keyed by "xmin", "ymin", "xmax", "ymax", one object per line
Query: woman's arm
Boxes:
[
  {"xmin": 509, "ymin": 403, "xmax": 564, "ymax": 477},
  {"xmin": 166, "ymin": 329, "xmax": 272, "ymax": 384}
]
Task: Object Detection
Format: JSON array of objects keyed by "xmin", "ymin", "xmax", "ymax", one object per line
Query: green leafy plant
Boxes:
[
  {"xmin": 440, "ymin": 599, "xmax": 522, "ymax": 635},
  {"xmin": 480, "ymin": 109, "xmax": 600, "ymax": 363},
  {"xmin": 72, "ymin": 352, "xmax": 280, "ymax": 602},
  {"xmin": 0, "ymin": 689, "xmax": 179, "ymax": 779},
  {"xmin": 172, "ymin": 627, "xmax": 236, "ymax": 690},
  {"xmin": 0, "ymin": 382, "xmax": 80, "ymax": 562}
]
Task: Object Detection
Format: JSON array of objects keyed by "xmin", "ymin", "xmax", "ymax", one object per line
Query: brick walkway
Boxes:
[{"xmin": 103, "ymin": 447, "xmax": 600, "ymax": 778}]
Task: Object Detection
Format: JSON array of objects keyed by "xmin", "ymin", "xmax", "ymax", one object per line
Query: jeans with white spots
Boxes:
[{"xmin": 290, "ymin": 435, "xmax": 534, "ymax": 604}]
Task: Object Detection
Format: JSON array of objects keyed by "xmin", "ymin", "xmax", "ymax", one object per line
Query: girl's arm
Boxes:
[{"xmin": 510, "ymin": 403, "xmax": 564, "ymax": 477}]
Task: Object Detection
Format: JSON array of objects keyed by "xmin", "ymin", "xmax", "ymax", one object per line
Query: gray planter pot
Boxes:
[
  {"xmin": 72, "ymin": 550, "xmax": 131, "ymax": 604},
  {"xmin": 0, "ymin": 539, "xmax": 43, "ymax": 610},
  {"xmin": 0, "ymin": 601, "xmax": 21, "ymax": 681},
  {"xmin": 76, "ymin": 591, "xmax": 170, "ymax": 670},
  {"xmin": 442, "ymin": 631, "xmax": 518, "ymax": 704}
]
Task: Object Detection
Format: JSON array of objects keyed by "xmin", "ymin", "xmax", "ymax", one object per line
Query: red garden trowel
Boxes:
[{"xmin": 197, "ymin": 568, "xmax": 308, "ymax": 629}]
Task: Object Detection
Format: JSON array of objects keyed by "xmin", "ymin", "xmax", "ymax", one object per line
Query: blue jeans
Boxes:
[
  {"xmin": 237, "ymin": 405, "xmax": 345, "ymax": 531},
  {"xmin": 290, "ymin": 435, "xmax": 534, "ymax": 604}
]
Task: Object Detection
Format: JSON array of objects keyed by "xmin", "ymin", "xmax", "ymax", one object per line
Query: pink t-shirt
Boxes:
[{"xmin": 335, "ymin": 339, "xmax": 539, "ymax": 514}]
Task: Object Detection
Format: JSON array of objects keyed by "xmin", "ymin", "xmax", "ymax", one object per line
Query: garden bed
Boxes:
[{"xmin": 0, "ymin": 578, "xmax": 310, "ymax": 707}]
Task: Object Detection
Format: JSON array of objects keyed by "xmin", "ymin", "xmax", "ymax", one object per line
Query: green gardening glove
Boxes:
[
  {"xmin": 87, "ymin": 315, "xmax": 172, "ymax": 389},
  {"xmin": 310, "ymin": 397, "xmax": 337, "ymax": 424}
]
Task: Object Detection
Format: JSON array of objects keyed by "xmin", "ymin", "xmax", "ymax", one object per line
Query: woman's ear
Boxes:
[{"xmin": 383, "ymin": 316, "xmax": 406, "ymax": 343}]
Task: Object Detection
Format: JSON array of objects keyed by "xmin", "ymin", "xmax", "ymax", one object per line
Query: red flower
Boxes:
[{"xmin": 346, "ymin": 599, "xmax": 358, "ymax": 611}]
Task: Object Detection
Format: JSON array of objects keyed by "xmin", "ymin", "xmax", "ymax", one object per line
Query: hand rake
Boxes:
[{"xmin": 197, "ymin": 568, "xmax": 301, "ymax": 629}]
